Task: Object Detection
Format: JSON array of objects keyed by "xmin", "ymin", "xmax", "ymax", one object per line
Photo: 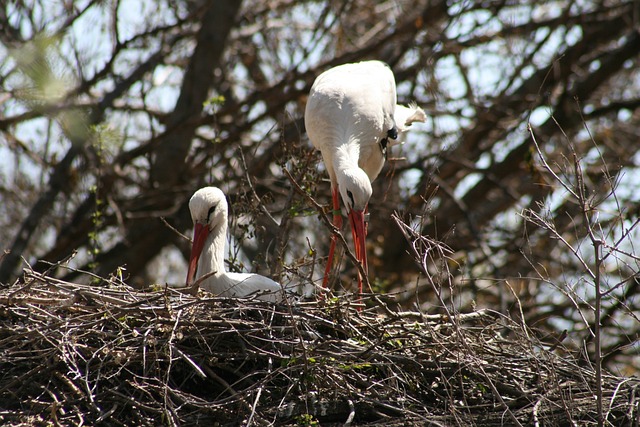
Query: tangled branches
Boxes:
[{"xmin": 0, "ymin": 267, "xmax": 638, "ymax": 426}]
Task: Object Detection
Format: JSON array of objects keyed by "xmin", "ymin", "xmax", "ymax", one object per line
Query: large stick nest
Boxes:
[{"xmin": 0, "ymin": 268, "xmax": 638, "ymax": 426}]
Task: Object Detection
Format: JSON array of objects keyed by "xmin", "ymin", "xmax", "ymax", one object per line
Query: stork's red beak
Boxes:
[
  {"xmin": 348, "ymin": 208, "xmax": 368, "ymax": 289},
  {"xmin": 186, "ymin": 222, "xmax": 209, "ymax": 285}
]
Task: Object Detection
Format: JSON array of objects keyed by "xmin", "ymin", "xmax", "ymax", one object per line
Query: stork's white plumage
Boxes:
[
  {"xmin": 186, "ymin": 186, "xmax": 287, "ymax": 303},
  {"xmin": 305, "ymin": 60, "xmax": 426, "ymax": 295}
]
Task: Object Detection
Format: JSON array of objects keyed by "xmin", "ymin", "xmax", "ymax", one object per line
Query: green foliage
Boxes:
[
  {"xmin": 111, "ymin": 266, "xmax": 127, "ymax": 284},
  {"xmin": 10, "ymin": 33, "xmax": 91, "ymax": 143},
  {"xmin": 204, "ymin": 95, "xmax": 225, "ymax": 107},
  {"xmin": 90, "ymin": 123, "xmax": 123, "ymax": 156},
  {"xmin": 203, "ymin": 95, "xmax": 226, "ymax": 119},
  {"xmin": 10, "ymin": 33, "xmax": 69, "ymax": 104},
  {"xmin": 370, "ymin": 277, "xmax": 389, "ymax": 294},
  {"xmin": 87, "ymin": 184, "xmax": 103, "ymax": 275},
  {"xmin": 338, "ymin": 361, "xmax": 372, "ymax": 370},
  {"xmin": 287, "ymin": 202, "xmax": 317, "ymax": 218},
  {"xmin": 384, "ymin": 332, "xmax": 404, "ymax": 349},
  {"xmin": 149, "ymin": 283, "xmax": 164, "ymax": 292},
  {"xmin": 295, "ymin": 413, "xmax": 319, "ymax": 427}
]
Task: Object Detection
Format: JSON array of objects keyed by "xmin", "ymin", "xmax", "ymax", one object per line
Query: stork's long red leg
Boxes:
[{"xmin": 321, "ymin": 186, "xmax": 342, "ymax": 295}]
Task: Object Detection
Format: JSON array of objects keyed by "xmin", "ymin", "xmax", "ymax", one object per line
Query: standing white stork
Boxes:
[
  {"xmin": 304, "ymin": 60, "xmax": 426, "ymax": 296},
  {"xmin": 186, "ymin": 186, "xmax": 287, "ymax": 303}
]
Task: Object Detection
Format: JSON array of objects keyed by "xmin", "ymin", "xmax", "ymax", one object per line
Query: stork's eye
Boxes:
[
  {"xmin": 207, "ymin": 204, "xmax": 217, "ymax": 221},
  {"xmin": 346, "ymin": 190, "xmax": 355, "ymax": 208},
  {"xmin": 387, "ymin": 126, "xmax": 398, "ymax": 140}
]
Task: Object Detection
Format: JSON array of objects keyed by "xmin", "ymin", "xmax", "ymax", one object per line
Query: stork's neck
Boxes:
[
  {"xmin": 198, "ymin": 221, "xmax": 227, "ymax": 280},
  {"xmin": 333, "ymin": 138, "xmax": 361, "ymax": 173}
]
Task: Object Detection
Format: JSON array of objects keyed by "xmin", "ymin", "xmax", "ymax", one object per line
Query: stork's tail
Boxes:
[{"xmin": 394, "ymin": 102, "xmax": 427, "ymax": 133}]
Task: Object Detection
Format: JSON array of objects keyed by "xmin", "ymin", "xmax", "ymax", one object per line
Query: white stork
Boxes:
[
  {"xmin": 186, "ymin": 186, "xmax": 287, "ymax": 303},
  {"xmin": 304, "ymin": 60, "xmax": 426, "ymax": 296}
]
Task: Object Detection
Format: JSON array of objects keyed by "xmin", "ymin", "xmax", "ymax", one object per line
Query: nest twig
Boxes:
[{"xmin": 0, "ymin": 267, "xmax": 638, "ymax": 426}]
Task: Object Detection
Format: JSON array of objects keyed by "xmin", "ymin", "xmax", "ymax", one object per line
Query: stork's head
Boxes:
[
  {"xmin": 336, "ymin": 168, "xmax": 371, "ymax": 276},
  {"xmin": 337, "ymin": 168, "xmax": 372, "ymax": 213},
  {"xmin": 186, "ymin": 187, "xmax": 228, "ymax": 285}
]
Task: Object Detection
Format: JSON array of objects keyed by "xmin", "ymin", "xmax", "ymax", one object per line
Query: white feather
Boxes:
[
  {"xmin": 305, "ymin": 60, "xmax": 426, "ymax": 209},
  {"xmin": 188, "ymin": 187, "xmax": 289, "ymax": 303},
  {"xmin": 390, "ymin": 102, "xmax": 427, "ymax": 147}
]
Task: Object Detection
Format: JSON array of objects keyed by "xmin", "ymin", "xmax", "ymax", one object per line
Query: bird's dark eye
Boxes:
[
  {"xmin": 387, "ymin": 126, "xmax": 398, "ymax": 140},
  {"xmin": 346, "ymin": 190, "xmax": 355, "ymax": 208},
  {"xmin": 207, "ymin": 204, "xmax": 217, "ymax": 221}
]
